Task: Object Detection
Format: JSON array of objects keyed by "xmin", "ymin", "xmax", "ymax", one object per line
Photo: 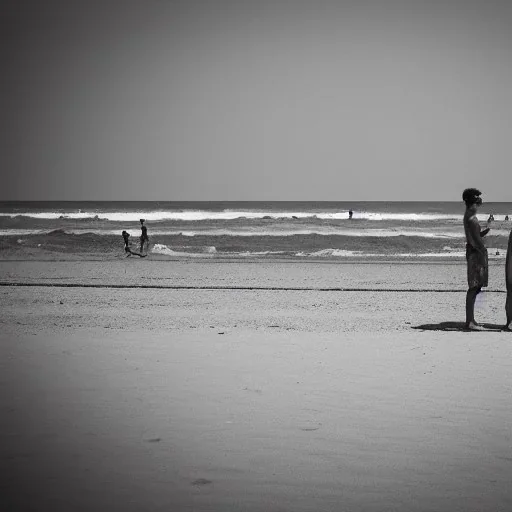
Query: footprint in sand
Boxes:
[
  {"xmin": 192, "ymin": 478, "xmax": 212, "ymax": 486},
  {"xmin": 299, "ymin": 423, "xmax": 322, "ymax": 431}
]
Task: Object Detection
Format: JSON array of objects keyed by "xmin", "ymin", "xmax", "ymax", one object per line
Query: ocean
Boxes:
[{"xmin": 1, "ymin": 201, "xmax": 511, "ymax": 261}]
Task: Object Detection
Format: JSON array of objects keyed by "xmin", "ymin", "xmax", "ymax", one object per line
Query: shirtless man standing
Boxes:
[
  {"xmin": 462, "ymin": 188, "xmax": 490, "ymax": 330},
  {"xmin": 139, "ymin": 219, "xmax": 149, "ymax": 254}
]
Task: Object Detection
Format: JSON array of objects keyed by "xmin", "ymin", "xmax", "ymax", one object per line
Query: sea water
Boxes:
[{"xmin": 1, "ymin": 201, "xmax": 511, "ymax": 260}]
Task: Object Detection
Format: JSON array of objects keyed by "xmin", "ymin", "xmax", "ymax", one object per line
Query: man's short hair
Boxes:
[{"xmin": 462, "ymin": 188, "xmax": 482, "ymax": 205}]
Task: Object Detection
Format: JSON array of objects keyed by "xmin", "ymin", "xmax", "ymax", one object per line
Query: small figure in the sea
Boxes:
[
  {"xmin": 505, "ymin": 229, "xmax": 512, "ymax": 331},
  {"xmin": 505, "ymin": 215, "xmax": 509, "ymax": 221},
  {"xmin": 139, "ymin": 219, "xmax": 149, "ymax": 254},
  {"xmin": 348, "ymin": 209, "xmax": 353, "ymax": 219},
  {"xmin": 122, "ymin": 230, "xmax": 146, "ymax": 258},
  {"xmin": 488, "ymin": 213, "xmax": 494, "ymax": 222},
  {"xmin": 463, "ymin": 188, "xmax": 490, "ymax": 330}
]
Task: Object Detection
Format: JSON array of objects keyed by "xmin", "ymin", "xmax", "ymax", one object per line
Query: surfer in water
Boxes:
[
  {"xmin": 122, "ymin": 231, "xmax": 146, "ymax": 258},
  {"xmin": 462, "ymin": 188, "xmax": 490, "ymax": 330},
  {"xmin": 140, "ymin": 219, "xmax": 149, "ymax": 254}
]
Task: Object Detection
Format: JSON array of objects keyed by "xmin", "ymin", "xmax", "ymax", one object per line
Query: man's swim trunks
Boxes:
[{"xmin": 466, "ymin": 244, "xmax": 488, "ymax": 288}]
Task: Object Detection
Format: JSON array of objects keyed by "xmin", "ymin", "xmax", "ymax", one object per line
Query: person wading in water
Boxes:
[{"xmin": 139, "ymin": 219, "xmax": 149, "ymax": 254}]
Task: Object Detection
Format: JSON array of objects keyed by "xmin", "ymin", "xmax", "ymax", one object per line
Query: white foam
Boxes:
[
  {"xmin": 0, "ymin": 229, "xmax": 49, "ymax": 236},
  {"xmin": 298, "ymin": 249, "xmax": 364, "ymax": 257},
  {"xmin": 1, "ymin": 207, "xmax": 511, "ymax": 223},
  {"xmin": 151, "ymin": 244, "xmax": 217, "ymax": 257},
  {"xmin": 296, "ymin": 249, "xmax": 468, "ymax": 258},
  {"xmin": 148, "ymin": 245, "xmax": 506, "ymax": 259},
  {"xmin": 233, "ymin": 250, "xmax": 287, "ymax": 256},
  {"xmin": 2, "ymin": 227, "xmax": 511, "ymax": 240},
  {"xmin": 1, "ymin": 227, "xmax": 508, "ymax": 239},
  {"xmin": 296, "ymin": 249, "xmax": 506, "ymax": 259},
  {"xmin": 176, "ymin": 228, "xmax": 464, "ymax": 238},
  {"xmin": 0, "ymin": 209, "xmax": 474, "ymax": 222}
]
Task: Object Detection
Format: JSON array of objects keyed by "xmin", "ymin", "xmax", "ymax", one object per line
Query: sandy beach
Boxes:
[{"xmin": 1, "ymin": 260, "xmax": 512, "ymax": 511}]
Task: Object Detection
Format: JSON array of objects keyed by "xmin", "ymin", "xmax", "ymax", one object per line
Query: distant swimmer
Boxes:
[
  {"xmin": 505, "ymin": 215, "xmax": 509, "ymax": 221},
  {"xmin": 488, "ymin": 213, "xmax": 494, "ymax": 222},
  {"xmin": 348, "ymin": 209, "xmax": 353, "ymax": 219},
  {"xmin": 463, "ymin": 188, "xmax": 490, "ymax": 330},
  {"xmin": 122, "ymin": 230, "xmax": 146, "ymax": 258},
  {"xmin": 140, "ymin": 219, "xmax": 149, "ymax": 254}
]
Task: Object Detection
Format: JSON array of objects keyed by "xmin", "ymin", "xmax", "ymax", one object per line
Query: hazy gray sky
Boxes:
[{"xmin": 3, "ymin": 0, "xmax": 512, "ymax": 201}]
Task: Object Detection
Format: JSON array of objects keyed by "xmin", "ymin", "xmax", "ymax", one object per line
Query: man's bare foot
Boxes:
[
  {"xmin": 503, "ymin": 323, "xmax": 512, "ymax": 332},
  {"xmin": 465, "ymin": 322, "xmax": 483, "ymax": 331}
]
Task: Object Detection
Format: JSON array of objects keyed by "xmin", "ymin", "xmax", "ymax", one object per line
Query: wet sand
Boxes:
[{"xmin": 1, "ymin": 260, "xmax": 512, "ymax": 511}]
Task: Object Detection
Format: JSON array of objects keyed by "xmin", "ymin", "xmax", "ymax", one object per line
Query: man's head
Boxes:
[{"xmin": 462, "ymin": 188, "xmax": 482, "ymax": 207}]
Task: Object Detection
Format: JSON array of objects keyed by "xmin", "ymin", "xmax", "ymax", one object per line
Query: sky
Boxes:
[{"xmin": 2, "ymin": 0, "xmax": 512, "ymax": 201}]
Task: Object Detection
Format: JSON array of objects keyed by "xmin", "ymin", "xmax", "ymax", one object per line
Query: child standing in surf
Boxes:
[{"xmin": 122, "ymin": 231, "xmax": 146, "ymax": 258}]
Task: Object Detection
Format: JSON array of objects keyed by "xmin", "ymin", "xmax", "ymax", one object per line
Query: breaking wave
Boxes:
[
  {"xmin": 1, "ymin": 228, "xmax": 511, "ymax": 239},
  {"xmin": 148, "ymin": 245, "xmax": 506, "ymax": 259},
  {"xmin": 0, "ymin": 209, "xmax": 493, "ymax": 222}
]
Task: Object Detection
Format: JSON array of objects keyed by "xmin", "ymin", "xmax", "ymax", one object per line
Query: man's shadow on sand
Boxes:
[{"xmin": 412, "ymin": 321, "xmax": 507, "ymax": 332}]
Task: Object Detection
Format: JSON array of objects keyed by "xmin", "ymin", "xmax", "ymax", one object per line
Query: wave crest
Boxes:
[{"xmin": 0, "ymin": 209, "xmax": 489, "ymax": 222}]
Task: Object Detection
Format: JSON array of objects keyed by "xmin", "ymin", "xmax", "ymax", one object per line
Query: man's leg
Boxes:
[
  {"xmin": 505, "ymin": 290, "xmax": 512, "ymax": 330},
  {"xmin": 465, "ymin": 286, "xmax": 481, "ymax": 329}
]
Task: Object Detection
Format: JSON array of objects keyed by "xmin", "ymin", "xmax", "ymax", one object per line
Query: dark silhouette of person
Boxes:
[
  {"xmin": 122, "ymin": 230, "xmax": 146, "ymax": 257},
  {"xmin": 488, "ymin": 213, "xmax": 494, "ymax": 222},
  {"xmin": 348, "ymin": 209, "xmax": 353, "ymax": 219},
  {"xmin": 506, "ymin": 229, "xmax": 512, "ymax": 331},
  {"xmin": 140, "ymin": 219, "xmax": 149, "ymax": 253},
  {"xmin": 505, "ymin": 215, "xmax": 509, "ymax": 221},
  {"xmin": 463, "ymin": 188, "xmax": 490, "ymax": 330}
]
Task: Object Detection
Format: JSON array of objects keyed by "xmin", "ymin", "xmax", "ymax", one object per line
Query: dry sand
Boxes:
[{"xmin": 1, "ymin": 260, "xmax": 512, "ymax": 511}]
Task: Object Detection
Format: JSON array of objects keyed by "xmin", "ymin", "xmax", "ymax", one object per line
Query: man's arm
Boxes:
[
  {"xmin": 480, "ymin": 227, "xmax": 490, "ymax": 237},
  {"xmin": 468, "ymin": 217, "xmax": 486, "ymax": 251}
]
